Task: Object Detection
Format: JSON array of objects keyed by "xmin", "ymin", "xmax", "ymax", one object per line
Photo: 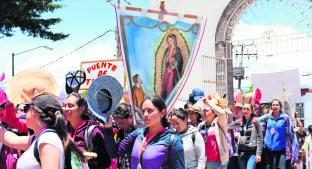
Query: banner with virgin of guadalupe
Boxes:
[{"xmin": 116, "ymin": 6, "xmax": 206, "ymax": 111}]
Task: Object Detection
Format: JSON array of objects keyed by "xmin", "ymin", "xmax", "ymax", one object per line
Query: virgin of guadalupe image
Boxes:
[
  {"xmin": 154, "ymin": 29, "xmax": 189, "ymax": 101},
  {"xmin": 160, "ymin": 34, "xmax": 183, "ymax": 99}
]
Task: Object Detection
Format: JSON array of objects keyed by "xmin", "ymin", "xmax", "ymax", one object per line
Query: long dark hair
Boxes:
[
  {"xmin": 143, "ymin": 95, "xmax": 170, "ymax": 127},
  {"xmin": 31, "ymin": 93, "xmax": 85, "ymax": 165},
  {"xmin": 167, "ymin": 34, "xmax": 177, "ymax": 47},
  {"xmin": 170, "ymin": 108, "xmax": 188, "ymax": 121}
]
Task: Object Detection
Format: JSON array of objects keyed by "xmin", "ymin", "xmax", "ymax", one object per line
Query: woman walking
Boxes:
[
  {"xmin": 237, "ymin": 103, "xmax": 263, "ymax": 169},
  {"xmin": 197, "ymin": 96, "xmax": 229, "ymax": 169},
  {"xmin": 63, "ymin": 92, "xmax": 115, "ymax": 169},
  {"xmin": 0, "ymin": 93, "xmax": 84, "ymax": 169},
  {"xmin": 259, "ymin": 99, "xmax": 298, "ymax": 169},
  {"xmin": 170, "ymin": 108, "xmax": 206, "ymax": 169},
  {"xmin": 118, "ymin": 95, "xmax": 185, "ymax": 169}
]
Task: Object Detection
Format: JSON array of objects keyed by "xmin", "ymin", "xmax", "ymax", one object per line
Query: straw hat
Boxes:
[
  {"xmin": 187, "ymin": 104, "xmax": 203, "ymax": 117},
  {"xmin": 6, "ymin": 68, "xmax": 60, "ymax": 104}
]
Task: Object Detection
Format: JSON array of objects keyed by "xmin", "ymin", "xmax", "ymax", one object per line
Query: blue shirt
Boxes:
[
  {"xmin": 264, "ymin": 112, "xmax": 287, "ymax": 151},
  {"xmin": 118, "ymin": 128, "xmax": 185, "ymax": 169}
]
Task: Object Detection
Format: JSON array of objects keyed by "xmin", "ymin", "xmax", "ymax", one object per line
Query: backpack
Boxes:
[
  {"xmin": 84, "ymin": 124, "xmax": 112, "ymax": 168},
  {"xmin": 191, "ymin": 132, "xmax": 196, "ymax": 144},
  {"xmin": 33, "ymin": 129, "xmax": 89, "ymax": 169},
  {"xmin": 84, "ymin": 125, "xmax": 96, "ymax": 151}
]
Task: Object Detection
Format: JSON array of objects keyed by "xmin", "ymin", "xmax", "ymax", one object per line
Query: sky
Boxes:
[
  {"xmin": 231, "ymin": 0, "xmax": 312, "ymax": 91},
  {"xmin": 0, "ymin": 0, "xmax": 311, "ymax": 92},
  {"xmin": 0, "ymin": 0, "xmax": 149, "ymax": 89}
]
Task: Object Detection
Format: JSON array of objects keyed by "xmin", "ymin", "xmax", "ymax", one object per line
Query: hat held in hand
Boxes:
[
  {"xmin": 211, "ymin": 93, "xmax": 228, "ymax": 107},
  {"xmin": 87, "ymin": 75, "xmax": 123, "ymax": 123},
  {"xmin": 65, "ymin": 70, "xmax": 86, "ymax": 94},
  {"xmin": 6, "ymin": 68, "xmax": 60, "ymax": 104}
]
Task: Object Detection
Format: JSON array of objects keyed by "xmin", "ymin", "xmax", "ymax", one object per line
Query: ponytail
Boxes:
[
  {"xmin": 53, "ymin": 112, "xmax": 86, "ymax": 168},
  {"xmin": 50, "ymin": 111, "xmax": 86, "ymax": 164},
  {"xmin": 31, "ymin": 93, "xmax": 86, "ymax": 166},
  {"xmin": 52, "ymin": 111, "xmax": 68, "ymax": 141}
]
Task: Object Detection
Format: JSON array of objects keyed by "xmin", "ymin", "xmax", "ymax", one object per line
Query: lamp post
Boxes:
[{"xmin": 12, "ymin": 45, "xmax": 53, "ymax": 76}]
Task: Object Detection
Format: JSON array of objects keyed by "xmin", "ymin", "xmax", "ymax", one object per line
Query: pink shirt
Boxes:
[{"xmin": 205, "ymin": 127, "xmax": 220, "ymax": 162}]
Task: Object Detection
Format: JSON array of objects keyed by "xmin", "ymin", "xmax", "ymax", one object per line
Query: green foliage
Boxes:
[
  {"xmin": 80, "ymin": 90, "xmax": 88, "ymax": 97},
  {"xmin": 0, "ymin": 0, "xmax": 68, "ymax": 41},
  {"xmin": 246, "ymin": 86, "xmax": 254, "ymax": 93}
]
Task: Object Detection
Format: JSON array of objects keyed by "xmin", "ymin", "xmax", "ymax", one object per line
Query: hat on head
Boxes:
[
  {"xmin": 32, "ymin": 93, "xmax": 62, "ymax": 112},
  {"xmin": 189, "ymin": 88, "xmax": 204, "ymax": 104},
  {"xmin": 187, "ymin": 104, "xmax": 203, "ymax": 117},
  {"xmin": 6, "ymin": 68, "xmax": 60, "ymax": 104},
  {"xmin": 87, "ymin": 75, "xmax": 123, "ymax": 123},
  {"xmin": 234, "ymin": 90, "xmax": 243, "ymax": 108},
  {"xmin": 0, "ymin": 88, "xmax": 8, "ymax": 105}
]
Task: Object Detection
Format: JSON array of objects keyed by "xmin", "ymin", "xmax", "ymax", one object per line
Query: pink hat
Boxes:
[
  {"xmin": 0, "ymin": 89, "xmax": 8, "ymax": 105},
  {"xmin": 234, "ymin": 90, "xmax": 243, "ymax": 107},
  {"xmin": 245, "ymin": 88, "xmax": 262, "ymax": 106}
]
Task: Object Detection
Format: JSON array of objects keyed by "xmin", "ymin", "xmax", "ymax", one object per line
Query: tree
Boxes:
[{"xmin": 0, "ymin": 0, "xmax": 69, "ymax": 41}]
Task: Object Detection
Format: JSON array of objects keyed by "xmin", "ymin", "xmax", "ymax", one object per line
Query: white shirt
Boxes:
[
  {"xmin": 181, "ymin": 126, "xmax": 206, "ymax": 169},
  {"xmin": 16, "ymin": 132, "xmax": 65, "ymax": 169}
]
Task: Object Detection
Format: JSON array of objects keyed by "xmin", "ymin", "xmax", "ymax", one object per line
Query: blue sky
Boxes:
[
  {"xmin": 1, "ymin": 0, "xmax": 311, "ymax": 91},
  {"xmin": 239, "ymin": 0, "xmax": 312, "ymax": 35},
  {"xmin": 233, "ymin": 0, "xmax": 312, "ymax": 90},
  {"xmin": 0, "ymin": 0, "xmax": 149, "ymax": 88}
]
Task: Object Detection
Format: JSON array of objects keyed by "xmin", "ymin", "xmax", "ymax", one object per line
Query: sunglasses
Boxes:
[
  {"xmin": 23, "ymin": 103, "xmax": 33, "ymax": 112},
  {"xmin": 0, "ymin": 103, "xmax": 5, "ymax": 110}
]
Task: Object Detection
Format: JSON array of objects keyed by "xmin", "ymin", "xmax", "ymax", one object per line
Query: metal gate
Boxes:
[{"xmin": 202, "ymin": 55, "xmax": 228, "ymax": 98}]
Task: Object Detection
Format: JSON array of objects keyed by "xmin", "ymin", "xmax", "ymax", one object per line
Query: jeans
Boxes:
[
  {"xmin": 239, "ymin": 153, "xmax": 256, "ymax": 169},
  {"xmin": 206, "ymin": 161, "xmax": 227, "ymax": 169},
  {"xmin": 264, "ymin": 148, "xmax": 286, "ymax": 169}
]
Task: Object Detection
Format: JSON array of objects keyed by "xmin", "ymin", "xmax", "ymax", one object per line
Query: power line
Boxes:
[{"xmin": 40, "ymin": 29, "xmax": 115, "ymax": 68}]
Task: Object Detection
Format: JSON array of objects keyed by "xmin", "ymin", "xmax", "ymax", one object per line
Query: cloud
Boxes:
[
  {"xmin": 83, "ymin": 44, "xmax": 117, "ymax": 61},
  {"xmin": 12, "ymin": 43, "xmax": 117, "ymax": 90},
  {"xmin": 232, "ymin": 24, "xmax": 312, "ymax": 89}
]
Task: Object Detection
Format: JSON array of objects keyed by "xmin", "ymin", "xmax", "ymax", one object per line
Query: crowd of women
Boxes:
[{"xmin": 0, "ymin": 86, "xmax": 311, "ymax": 169}]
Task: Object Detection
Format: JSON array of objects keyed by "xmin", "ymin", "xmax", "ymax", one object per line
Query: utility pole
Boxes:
[
  {"xmin": 233, "ymin": 42, "xmax": 258, "ymax": 90},
  {"xmin": 11, "ymin": 45, "xmax": 53, "ymax": 76}
]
